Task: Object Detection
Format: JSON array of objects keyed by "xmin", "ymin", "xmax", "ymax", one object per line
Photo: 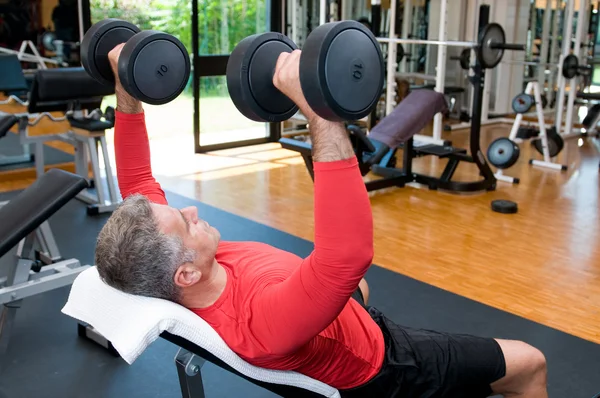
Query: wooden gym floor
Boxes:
[{"xmin": 1, "ymin": 118, "xmax": 599, "ymax": 345}]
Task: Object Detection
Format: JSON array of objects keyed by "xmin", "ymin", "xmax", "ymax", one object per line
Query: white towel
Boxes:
[{"xmin": 61, "ymin": 267, "xmax": 340, "ymax": 398}]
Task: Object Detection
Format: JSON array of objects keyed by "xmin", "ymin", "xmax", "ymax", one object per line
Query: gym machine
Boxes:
[{"xmin": 0, "ymin": 169, "xmax": 92, "ymax": 372}]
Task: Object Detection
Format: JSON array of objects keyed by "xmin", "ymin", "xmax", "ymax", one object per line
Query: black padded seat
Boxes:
[
  {"xmin": 577, "ymin": 92, "xmax": 600, "ymax": 101},
  {"xmin": 0, "ymin": 169, "xmax": 88, "ymax": 258},
  {"xmin": 68, "ymin": 117, "xmax": 114, "ymax": 132},
  {"xmin": 0, "ymin": 113, "xmax": 19, "ymax": 139},
  {"xmin": 411, "ymin": 84, "xmax": 466, "ymax": 95},
  {"xmin": 279, "ymin": 137, "xmax": 312, "ymax": 156}
]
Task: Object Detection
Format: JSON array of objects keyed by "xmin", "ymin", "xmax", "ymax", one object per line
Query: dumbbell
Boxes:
[
  {"xmin": 81, "ymin": 19, "xmax": 190, "ymax": 105},
  {"xmin": 226, "ymin": 20, "xmax": 384, "ymax": 122}
]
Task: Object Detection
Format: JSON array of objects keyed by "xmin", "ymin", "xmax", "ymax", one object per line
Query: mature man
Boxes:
[{"xmin": 95, "ymin": 43, "xmax": 548, "ymax": 397}]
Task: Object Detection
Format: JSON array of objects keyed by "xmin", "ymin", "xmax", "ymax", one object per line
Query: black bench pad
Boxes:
[
  {"xmin": 0, "ymin": 169, "xmax": 88, "ymax": 258},
  {"xmin": 161, "ymin": 332, "xmax": 324, "ymax": 398},
  {"xmin": 68, "ymin": 116, "xmax": 114, "ymax": 132},
  {"xmin": 0, "ymin": 113, "xmax": 19, "ymax": 139}
]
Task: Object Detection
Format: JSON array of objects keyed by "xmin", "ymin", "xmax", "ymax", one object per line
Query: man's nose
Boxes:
[{"xmin": 183, "ymin": 207, "xmax": 198, "ymax": 223}]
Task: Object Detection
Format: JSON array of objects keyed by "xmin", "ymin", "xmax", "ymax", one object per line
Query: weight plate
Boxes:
[
  {"xmin": 397, "ymin": 43, "xmax": 405, "ymax": 63},
  {"xmin": 42, "ymin": 31, "xmax": 57, "ymax": 52},
  {"xmin": 491, "ymin": 199, "xmax": 518, "ymax": 214},
  {"xmin": 582, "ymin": 103, "xmax": 600, "ymax": 130},
  {"xmin": 226, "ymin": 33, "xmax": 298, "ymax": 122},
  {"xmin": 532, "ymin": 127, "xmax": 564, "ymax": 157},
  {"xmin": 540, "ymin": 94, "xmax": 548, "ymax": 109},
  {"xmin": 511, "ymin": 93, "xmax": 534, "ymax": 114},
  {"xmin": 459, "ymin": 49, "xmax": 471, "ymax": 70},
  {"xmin": 300, "ymin": 20, "xmax": 384, "ymax": 121},
  {"xmin": 487, "ymin": 137, "xmax": 520, "ymax": 169},
  {"xmin": 81, "ymin": 19, "xmax": 141, "ymax": 86},
  {"xmin": 477, "ymin": 23, "xmax": 505, "ymax": 69},
  {"xmin": 562, "ymin": 54, "xmax": 579, "ymax": 79},
  {"xmin": 118, "ymin": 31, "xmax": 191, "ymax": 105}
]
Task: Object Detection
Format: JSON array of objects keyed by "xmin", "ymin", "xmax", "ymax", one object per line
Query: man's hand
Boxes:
[
  {"xmin": 108, "ymin": 44, "xmax": 143, "ymax": 114},
  {"xmin": 273, "ymin": 50, "xmax": 354, "ymax": 162},
  {"xmin": 273, "ymin": 50, "xmax": 317, "ymax": 121}
]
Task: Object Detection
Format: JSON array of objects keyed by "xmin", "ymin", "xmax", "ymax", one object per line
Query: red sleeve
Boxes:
[
  {"xmin": 250, "ymin": 157, "xmax": 374, "ymax": 356},
  {"xmin": 114, "ymin": 111, "xmax": 167, "ymax": 205}
]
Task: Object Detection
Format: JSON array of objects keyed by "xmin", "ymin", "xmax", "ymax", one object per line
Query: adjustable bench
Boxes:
[
  {"xmin": 2, "ymin": 60, "xmax": 120, "ymax": 215},
  {"xmin": 63, "ymin": 267, "xmax": 341, "ymax": 398},
  {"xmin": 0, "ymin": 169, "xmax": 92, "ymax": 370},
  {"xmin": 30, "ymin": 67, "xmax": 120, "ymax": 215},
  {"xmin": 281, "ymin": 90, "xmax": 479, "ymax": 192},
  {"xmin": 0, "ymin": 54, "xmax": 33, "ymax": 167}
]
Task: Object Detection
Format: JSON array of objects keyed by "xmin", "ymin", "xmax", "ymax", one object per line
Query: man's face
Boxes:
[{"xmin": 151, "ymin": 203, "xmax": 221, "ymax": 271}]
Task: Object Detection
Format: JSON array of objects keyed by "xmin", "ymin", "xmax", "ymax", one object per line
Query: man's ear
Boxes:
[{"xmin": 174, "ymin": 264, "xmax": 202, "ymax": 288}]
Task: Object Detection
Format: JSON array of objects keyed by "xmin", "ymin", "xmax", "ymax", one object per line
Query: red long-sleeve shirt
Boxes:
[{"xmin": 114, "ymin": 111, "xmax": 384, "ymax": 389}]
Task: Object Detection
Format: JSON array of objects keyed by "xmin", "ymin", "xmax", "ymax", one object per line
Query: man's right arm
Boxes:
[{"xmin": 110, "ymin": 45, "xmax": 167, "ymax": 205}]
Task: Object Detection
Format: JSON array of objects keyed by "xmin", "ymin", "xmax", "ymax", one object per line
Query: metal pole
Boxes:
[
  {"xmin": 563, "ymin": 0, "xmax": 588, "ymax": 138},
  {"xmin": 320, "ymin": 0, "xmax": 326, "ymax": 25},
  {"xmin": 385, "ymin": 0, "xmax": 398, "ymax": 115},
  {"xmin": 377, "ymin": 37, "xmax": 475, "ymax": 47},
  {"xmin": 479, "ymin": 0, "xmax": 492, "ymax": 122},
  {"xmin": 341, "ymin": 0, "xmax": 348, "ymax": 21},
  {"xmin": 537, "ymin": 0, "xmax": 553, "ymax": 87},
  {"xmin": 400, "ymin": 0, "xmax": 412, "ymax": 73},
  {"xmin": 291, "ymin": 0, "xmax": 298, "ymax": 42},
  {"xmin": 555, "ymin": 0, "xmax": 575, "ymax": 133},
  {"xmin": 548, "ymin": 0, "xmax": 561, "ymax": 107},
  {"xmin": 77, "ymin": 0, "xmax": 85, "ymax": 42},
  {"xmin": 528, "ymin": 2, "xmax": 538, "ymax": 60},
  {"xmin": 432, "ymin": 0, "xmax": 448, "ymax": 142}
]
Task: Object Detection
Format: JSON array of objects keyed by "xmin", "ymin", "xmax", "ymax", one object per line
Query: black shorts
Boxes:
[{"xmin": 344, "ymin": 290, "xmax": 506, "ymax": 398}]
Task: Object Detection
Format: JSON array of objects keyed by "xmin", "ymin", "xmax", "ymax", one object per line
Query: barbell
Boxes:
[
  {"xmin": 226, "ymin": 20, "xmax": 384, "ymax": 122},
  {"xmin": 81, "ymin": 19, "xmax": 191, "ymax": 105},
  {"xmin": 377, "ymin": 23, "xmax": 525, "ymax": 70},
  {"xmin": 500, "ymin": 55, "xmax": 591, "ymax": 79}
]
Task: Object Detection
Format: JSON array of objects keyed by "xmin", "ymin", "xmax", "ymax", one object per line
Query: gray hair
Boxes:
[{"xmin": 95, "ymin": 194, "xmax": 195, "ymax": 303}]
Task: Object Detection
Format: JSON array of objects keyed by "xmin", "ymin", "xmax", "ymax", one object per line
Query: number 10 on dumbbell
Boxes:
[
  {"xmin": 226, "ymin": 21, "xmax": 385, "ymax": 122},
  {"xmin": 81, "ymin": 19, "xmax": 191, "ymax": 105}
]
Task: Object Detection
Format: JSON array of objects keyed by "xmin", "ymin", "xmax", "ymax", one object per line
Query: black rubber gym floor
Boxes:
[
  {"xmin": 0, "ymin": 189, "xmax": 599, "ymax": 398},
  {"xmin": 0, "ymin": 133, "xmax": 74, "ymax": 172}
]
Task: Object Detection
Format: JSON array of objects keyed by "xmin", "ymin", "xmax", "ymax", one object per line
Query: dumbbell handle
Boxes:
[{"xmin": 490, "ymin": 43, "xmax": 525, "ymax": 51}]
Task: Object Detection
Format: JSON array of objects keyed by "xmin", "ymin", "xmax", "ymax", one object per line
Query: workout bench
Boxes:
[
  {"xmin": 63, "ymin": 267, "xmax": 341, "ymax": 398},
  {"xmin": 0, "ymin": 169, "xmax": 92, "ymax": 371},
  {"xmin": 0, "ymin": 53, "xmax": 121, "ymax": 215}
]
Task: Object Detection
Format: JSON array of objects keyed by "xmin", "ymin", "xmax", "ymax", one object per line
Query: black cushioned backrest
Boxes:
[
  {"xmin": 28, "ymin": 67, "xmax": 115, "ymax": 113},
  {"xmin": 161, "ymin": 332, "xmax": 324, "ymax": 398},
  {"xmin": 0, "ymin": 169, "xmax": 88, "ymax": 258},
  {"xmin": 0, "ymin": 54, "xmax": 28, "ymax": 93}
]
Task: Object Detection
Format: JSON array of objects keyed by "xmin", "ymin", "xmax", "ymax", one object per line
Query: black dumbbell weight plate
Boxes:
[
  {"xmin": 300, "ymin": 20, "xmax": 384, "ymax": 121},
  {"xmin": 118, "ymin": 31, "xmax": 191, "ymax": 105},
  {"xmin": 226, "ymin": 33, "xmax": 299, "ymax": 122},
  {"xmin": 459, "ymin": 49, "xmax": 471, "ymax": 70},
  {"xmin": 491, "ymin": 199, "xmax": 518, "ymax": 214},
  {"xmin": 487, "ymin": 137, "xmax": 520, "ymax": 169},
  {"xmin": 562, "ymin": 54, "xmax": 579, "ymax": 79},
  {"xmin": 532, "ymin": 126, "xmax": 564, "ymax": 157},
  {"xmin": 81, "ymin": 19, "xmax": 141, "ymax": 86},
  {"xmin": 540, "ymin": 94, "xmax": 548, "ymax": 109},
  {"xmin": 477, "ymin": 23, "xmax": 505, "ymax": 69}
]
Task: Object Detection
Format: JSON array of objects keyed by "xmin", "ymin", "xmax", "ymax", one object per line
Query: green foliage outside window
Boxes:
[{"xmin": 90, "ymin": 0, "xmax": 268, "ymax": 96}]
